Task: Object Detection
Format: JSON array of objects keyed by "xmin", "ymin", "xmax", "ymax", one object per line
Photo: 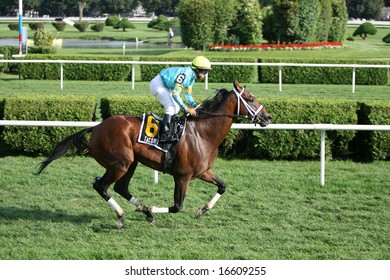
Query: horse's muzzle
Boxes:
[{"xmin": 256, "ymin": 112, "xmax": 272, "ymax": 127}]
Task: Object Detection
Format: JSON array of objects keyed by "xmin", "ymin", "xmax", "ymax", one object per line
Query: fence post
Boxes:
[
  {"xmin": 278, "ymin": 65, "xmax": 282, "ymax": 92},
  {"xmin": 60, "ymin": 63, "xmax": 64, "ymax": 89},
  {"xmin": 132, "ymin": 64, "xmax": 135, "ymax": 90},
  {"xmin": 352, "ymin": 67, "xmax": 356, "ymax": 93},
  {"xmin": 320, "ymin": 130, "xmax": 326, "ymax": 187}
]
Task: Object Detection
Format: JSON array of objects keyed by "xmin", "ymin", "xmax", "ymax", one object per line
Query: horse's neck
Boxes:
[{"xmin": 193, "ymin": 93, "xmax": 237, "ymax": 144}]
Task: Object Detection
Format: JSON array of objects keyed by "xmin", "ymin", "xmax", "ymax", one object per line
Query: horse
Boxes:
[{"xmin": 36, "ymin": 80, "xmax": 272, "ymax": 227}]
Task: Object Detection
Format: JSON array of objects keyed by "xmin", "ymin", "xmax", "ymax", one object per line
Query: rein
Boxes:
[{"xmin": 198, "ymin": 88, "xmax": 263, "ymax": 121}]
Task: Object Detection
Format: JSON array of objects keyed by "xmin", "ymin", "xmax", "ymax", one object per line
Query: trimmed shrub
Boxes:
[
  {"xmin": 2, "ymin": 94, "xmax": 96, "ymax": 155},
  {"xmin": 91, "ymin": 23, "xmax": 105, "ymax": 32},
  {"xmin": 114, "ymin": 18, "xmax": 135, "ymax": 31},
  {"xmin": 147, "ymin": 15, "xmax": 170, "ymax": 31},
  {"xmin": 353, "ymin": 22, "xmax": 377, "ymax": 40},
  {"xmin": 105, "ymin": 16, "xmax": 120, "ymax": 27},
  {"xmin": 8, "ymin": 23, "xmax": 19, "ymax": 31},
  {"xmin": 52, "ymin": 21, "xmax": 67, "ymax": 31},
  {"xmin": 33, "ymin": 29, "xmax": 54, "ymax": 47},
  {"xmin": 74, "ymin": 21, "xmax": 89, "ymax": 32},
  {"xmin": 28, "ymin": 22, "xmax": 45, "ymax": 30},
  {"xmin": 383, "ymin": 33, "xmax": 390, "ymax": 44}
]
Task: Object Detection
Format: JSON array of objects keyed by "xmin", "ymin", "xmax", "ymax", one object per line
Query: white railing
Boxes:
[
  {"xmin": 2, "ymin": 59, "xmax": 389, "ymax": 93},
  {"xmin": 1, "ymin": 120, "xmax": 389, "ymax": 187}
]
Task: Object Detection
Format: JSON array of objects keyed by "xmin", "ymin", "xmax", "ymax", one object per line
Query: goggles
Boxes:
[{"xmin": 198, "ymin": 69, "xmax": 209, "ymax": 75}]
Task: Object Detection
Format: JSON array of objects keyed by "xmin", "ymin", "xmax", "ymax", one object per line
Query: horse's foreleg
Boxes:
[
  {"xmin": 150, "ymin": 176, "xmax": 190, "ymax": 215},
  {"xmin": 196, "ymin": 170, "xmax": 226, "ymax": 218}
]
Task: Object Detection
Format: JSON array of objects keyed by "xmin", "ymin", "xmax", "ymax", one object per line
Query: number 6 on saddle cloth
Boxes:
[{"xmin": 138, "ymin": 113, "xmax": 186, "ymax": 172}]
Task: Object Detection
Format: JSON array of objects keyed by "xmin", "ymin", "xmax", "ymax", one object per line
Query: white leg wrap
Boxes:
[
  {"xmin": 150, "ymin": 206, "xmax": 169, "ymax": 214},
  {"xmin": 130, "ymin": 196, "xmax": 140, "ymax": 207},
  {"xmin": 207, "ymin": 193, "xmax": 222, "ymax": 210},
  {"xmin": 108, "ymin": 198, "xmax": 124, "ymax": 216}
]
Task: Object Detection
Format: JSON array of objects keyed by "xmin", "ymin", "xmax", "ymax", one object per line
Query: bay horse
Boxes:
[{"xmin": 36, "ymin": 81, "xmax": 272, "ymax": 227}]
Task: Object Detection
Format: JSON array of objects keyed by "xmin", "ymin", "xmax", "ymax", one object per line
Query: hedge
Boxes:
[
  {"xmin": 0, "ymin": 46, "xmax": 19, "ymax": 73},
  {"xmin": 100, "ymin": 95, "xmax": 206, "ymax": 120},
  {"xmin": 139, "ymin": 56, "xmax": 257, "ymax": 83},
  {"xmin": 2, "ymin": 94, "xmax": 96, "ymax": 155},
  {"xmin": 352, "ymin": 101, "xmax": 390, "ymax": 161},
  {"xmin": 259, "ymin": 58, "xmax": 389, "ymax": 85},
  {"xmin": 19, "ymin": 54, "xmax": 133, "ymax": 81},
  {"xmin": 0, "ymin": 94, "xmax": 388, "ymax": 160},
  {"xmin": 248, "ymin": 98, "xmax": 358, "ymax": 160}
]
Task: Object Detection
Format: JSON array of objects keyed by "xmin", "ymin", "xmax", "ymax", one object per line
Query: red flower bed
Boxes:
[{"xmin": 209, "ymin": 42, "xmax": 344, "ymax": 51}]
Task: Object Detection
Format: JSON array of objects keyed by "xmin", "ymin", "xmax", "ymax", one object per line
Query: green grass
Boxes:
[{"xmin": 0, "ymin": 156, "xmax": 389, "ymax": 260}]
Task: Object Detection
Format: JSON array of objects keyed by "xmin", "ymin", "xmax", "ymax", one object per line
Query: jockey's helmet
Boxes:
[{"xmin": 191, "ymin": 56, "xmax": 212, "ymax": 70}]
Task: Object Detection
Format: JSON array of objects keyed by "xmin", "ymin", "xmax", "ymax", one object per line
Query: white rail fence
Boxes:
[
  {"xmin": 2, "ymin": 59, "xmax": 389, "ymax": 93},
  {"xmin": 1, "ymin": 120, "xmax": 389, "ymax": 187}
]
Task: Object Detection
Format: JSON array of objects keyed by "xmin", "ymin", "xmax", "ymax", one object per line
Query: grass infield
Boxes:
[{"xmin": 0, "ymin": 156, "xmax": 389, "ymax": 260}]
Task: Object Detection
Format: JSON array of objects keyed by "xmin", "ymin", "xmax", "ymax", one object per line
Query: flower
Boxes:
[{"xmin": 208, "ymin": 42, "xmax": 344, "ymax": 51}]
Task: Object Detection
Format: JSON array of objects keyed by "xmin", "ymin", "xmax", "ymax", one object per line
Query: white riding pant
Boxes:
[{"xmin": 150, "ymin": 74, "xmax": 180, "ymax": 115}]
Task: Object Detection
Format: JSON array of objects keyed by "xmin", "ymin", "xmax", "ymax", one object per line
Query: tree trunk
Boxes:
[{"xmin": 79, "ymin": 1, "xmax": 87, "ymax": 22}]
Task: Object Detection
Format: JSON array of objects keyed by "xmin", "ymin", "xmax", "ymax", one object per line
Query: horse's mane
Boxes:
[{"xmin": 197, "ymin": 88, "xmax": 231, "ymax": 115}]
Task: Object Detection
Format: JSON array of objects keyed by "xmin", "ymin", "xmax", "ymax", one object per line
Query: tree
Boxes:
[
  {"xmin": 264, "ymin": 0, "xmax": 347, "ymax": 43},
  {"xmin": 229, "ymin": 0, "xmax": 263, "ymax": 45},
  {"xmin": 139, "ymin": 0, "xmax": 179, "ymax": 16},
  {"xmin": 346, "ymin": 0, "xmax": 385, "ymax": 20},
  {"xmin": 328, "ymin": 0, "xmax": 348, "ymax": 42},
  {"xmin": 178, "ymin": 0, "xmax": 214, "ymax": 50},
  {"xmin": 295, "ymin": 0, "xmax": 321, "ymax": 43},
  {"xmin": 353, "ymin": 22, "xmax": 377, "ymax": 39},
  {"xmin": 78, "ymin": 1, "xmax": 87, "ymax": 21},
  {"xmin": 316, "ymin": 0, "xmax": 333, "ymax": 42},
  {"xmin": 212, "ymin": 0, "xmax": 237, "ymax": 45}
]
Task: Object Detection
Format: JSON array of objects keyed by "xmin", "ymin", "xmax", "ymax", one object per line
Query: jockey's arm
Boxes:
[
  {"xmin": 172, "ymin": 84, "xmax": 188, "ymax": 110},
  {"xmin": 183, "ymin": 86, "xmax": 197, "ymax": 107}
]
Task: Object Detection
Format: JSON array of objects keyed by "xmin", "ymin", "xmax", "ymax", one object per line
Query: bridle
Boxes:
[{"xmin": 198, "ymin": 87, "xmax": 264, "ymax": 122}]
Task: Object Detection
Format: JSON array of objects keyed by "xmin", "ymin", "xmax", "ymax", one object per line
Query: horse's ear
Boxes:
[{"xmin": 233, "ymin": 80, "xmax": 241, "ymax": 91}]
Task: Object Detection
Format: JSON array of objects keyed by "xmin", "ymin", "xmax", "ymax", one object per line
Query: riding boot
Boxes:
[{"xmin": 159, "ymin": 114, "xmax": 172, "ymax": 143}]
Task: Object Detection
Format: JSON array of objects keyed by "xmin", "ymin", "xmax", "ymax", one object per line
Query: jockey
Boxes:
[{"xmin": 150, "ymin": 56, "xmax": 212, "ymax": 142}]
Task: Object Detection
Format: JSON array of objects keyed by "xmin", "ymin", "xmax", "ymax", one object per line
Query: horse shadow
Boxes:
[{"xmin": 0, "ymin": 206, "xmax": 100, "ymax": 224}]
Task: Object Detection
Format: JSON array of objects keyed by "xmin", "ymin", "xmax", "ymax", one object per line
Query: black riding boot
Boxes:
[{"xmin": 159, "ymin": 114, "xmax": 172, "ymax": 143}]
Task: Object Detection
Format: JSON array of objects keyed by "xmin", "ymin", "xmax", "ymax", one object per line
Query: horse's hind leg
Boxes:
[
  {"xmin": 113, "ymin": 161, "xmax": 154, "ymax": 223},
  {"xmin": 93, "ymin": 167, "xmax": 127, "ymax": 228}
]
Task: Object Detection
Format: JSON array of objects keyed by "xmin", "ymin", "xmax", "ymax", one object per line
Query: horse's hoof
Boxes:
[
  {"xmin": 116, "ymin": 220, "xmax": 124, "ymax": 229},
  {"xmin": 146, "ymin": 216, "xmax": 155, "ymax": 224},
  {"xmin": 135, "ymin": 204, "xmax": 146, "ymax": 212},
  {"xmin": 195, "ymin": 209, "xmax": 203, "ymax": 218},
  {"xmin": 116, "ymin": 215, "xmax": 124, "ymax": 229}
]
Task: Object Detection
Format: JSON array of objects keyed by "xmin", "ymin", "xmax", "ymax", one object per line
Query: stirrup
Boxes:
[{"xmin": 159, "ymin": 133, "xmax": 173, "ymax": 143}]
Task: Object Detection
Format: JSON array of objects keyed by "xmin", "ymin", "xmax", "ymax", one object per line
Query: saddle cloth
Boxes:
[{"xmin": 138, "ymin": 113, "xmax": 185, "ymax": 152}]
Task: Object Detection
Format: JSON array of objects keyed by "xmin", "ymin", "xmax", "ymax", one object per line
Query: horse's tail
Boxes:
[{"xmin": 35, "ymin": 126, "xmax": 94, "ymax": 175}]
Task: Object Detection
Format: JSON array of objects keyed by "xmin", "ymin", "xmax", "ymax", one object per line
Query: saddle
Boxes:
[{"xmin": 138, "ymin": 113, "xmax": 186, "ymax": 173}]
